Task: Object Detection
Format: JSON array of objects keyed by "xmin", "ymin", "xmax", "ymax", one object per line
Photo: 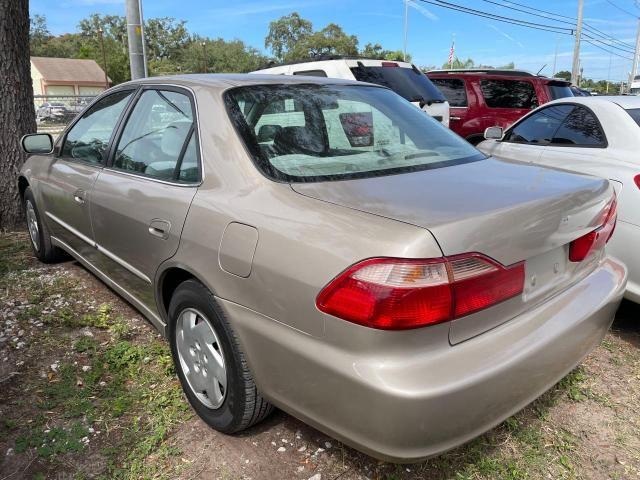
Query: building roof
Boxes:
[{"xmin": 31, "ymin": 57, "xmax": 109, "ymax": 83}]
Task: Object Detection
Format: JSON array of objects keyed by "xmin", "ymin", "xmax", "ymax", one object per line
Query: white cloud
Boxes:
[
  {"xmin": 208, "ymin": 1, "xmax": 320, "ymax": 17},
  {"xmin": 64, "ymin": 0, "xmax": 123, "ymax": 4},
  {"xmin": 487, "ymin": 24, "xmax": 524, "ymax": 48},
  {"xmin": 407, "ymin": 0, "xmax": 438, "ymax": 21}
]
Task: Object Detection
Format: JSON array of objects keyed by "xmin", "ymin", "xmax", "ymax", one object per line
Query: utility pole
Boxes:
[
  {"xmin": 629, "ymin": 17, "xmax": 640, "ymax": 90},
  {"xmin": 571, "ymin": 0, "xmax": 584, "ymax": 85},
  {"xmin": 201, "ymin": 42, "xmax": 207, "ymax": 73},
  {"xmin": 403, "ymin": 0, "xmax": 409, "ymax": 61},
  {"xmin": 97, "ymin": 27, "xmax": 109, "ymax": 89},
  {"xmin": 125, "ymin": 0, "xmax": 147, "ymax": 79},
  {"xmin": 606, "ymin": 54, "xmax": 612, "ymax": 93},
  {"xmin": 552, "ymin": 36, "xmax": 559, "ymax": 76}
]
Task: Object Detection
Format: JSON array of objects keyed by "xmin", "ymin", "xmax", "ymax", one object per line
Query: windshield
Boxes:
[
  {"xmin": 224, "ymin": 84, "xmax": 483, "ymax": 183},
  {"xmin": 626, "ymin": 108, "xmax": 640, "ymax": 126},
  {"xmin": 350, "ymin": 66, "xmax": 446, "ymax": 103}
]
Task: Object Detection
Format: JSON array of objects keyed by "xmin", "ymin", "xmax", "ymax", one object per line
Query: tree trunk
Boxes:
[{"xmin": 0, "ymin": 0, "xmax": 36, "ymax": 229}]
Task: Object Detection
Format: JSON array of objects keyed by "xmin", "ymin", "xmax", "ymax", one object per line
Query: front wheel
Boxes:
[{"xmin": 168, "ymin": 279, "xmax": 273, "ymax": 433}]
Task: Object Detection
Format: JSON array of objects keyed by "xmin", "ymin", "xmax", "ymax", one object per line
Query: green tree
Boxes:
[
  {"xmin": 289, "ymin": 23, "xmax": 358, "ymax": 60},
  {"xmin": 144, "ymin": 17, "xmax": 189, "ymax": 62},
  {"xmin": 360, "ymin": 42, "xmax": 409, "ymax": 62},
  {"xmin": 442, "ymin": 57, "xmax": 475, "ymax": 69},
  {"xmin": 265, "ymin": 12, "xmax": 312, "ymax": 62},
  {"xmin": 555, "ymin": 70, "xmax": 571, "ymax": 81},
  {"xmin": 180, "ymin": 36, "xmax": 268, "ymax": 74},
  {"xmin": 29, "ymin": 14, "xmax": 52, "ymax": 56}
]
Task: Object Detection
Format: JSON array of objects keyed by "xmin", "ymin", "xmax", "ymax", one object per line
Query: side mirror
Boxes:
[
  {"xmin": 484, "ymin": 126, "xmax": 504, "ymax": 140},
  {"xmin": 21, "ymin": 133, "xmax": 54, "ymax": 154}
]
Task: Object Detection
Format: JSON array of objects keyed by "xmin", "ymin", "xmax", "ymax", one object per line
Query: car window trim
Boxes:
[
  {"xmin": 503, "ymin": 102, "xmax": 608, "ymax": 148},
  {"xmin": 104, "ymin": 84, "xmax": 203, "ymax": 186},
  {"xmin": 56, "ymin": 86, "xmax": 139, "ymax": 166}
]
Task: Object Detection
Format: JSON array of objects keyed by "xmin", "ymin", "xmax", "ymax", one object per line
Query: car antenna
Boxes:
[{"xmin": 536, "ymin": 64, "xmax": 547, "ymax": 76}]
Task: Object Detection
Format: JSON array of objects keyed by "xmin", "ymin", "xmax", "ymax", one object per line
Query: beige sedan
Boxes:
[{"xmin": 18, "ymin": 74, "xmax": 626, "ymax": 462}]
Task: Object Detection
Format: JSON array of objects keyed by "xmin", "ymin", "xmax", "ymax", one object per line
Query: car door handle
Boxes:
[
  {"xmin": 148, "ymin": 219, "xmax": 171, "ymax": 240},
  {"xmin": 450, "ymin": 116, "xmax": 461, "ymax": 121},
  {"xmin": 73, "ymin": 189, "xmax": 85, "ymax": 205}
]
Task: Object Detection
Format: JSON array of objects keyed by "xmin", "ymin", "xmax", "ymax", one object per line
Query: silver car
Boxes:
[{"xmin": 18, "ymin": 75, "xmax": 626, "ymax": 462}]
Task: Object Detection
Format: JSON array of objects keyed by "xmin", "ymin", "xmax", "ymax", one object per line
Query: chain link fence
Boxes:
[{"xmin": 35, "ymin": 95, "xmax": 97, "ymax": 137}]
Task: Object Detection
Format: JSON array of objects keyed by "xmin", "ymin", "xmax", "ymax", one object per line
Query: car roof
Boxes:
[
  {"xmin": 119, "ymin": 73, "xmax": 370, "ymax": 90},
  {"xmin": 426, "ymin": 69, "xmax": 567, "ymax": 83},
  {"xmin": 547, "ymin": 95, "xmax": 640, "ymax": 109},
  {"xmin": 252, "ymin": 58, "xmax": 415, "ymax": 73}
]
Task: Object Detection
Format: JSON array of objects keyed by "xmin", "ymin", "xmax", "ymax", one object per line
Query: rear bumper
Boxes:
[
  {"xmin": 608, "ymin": 221, "xmax": 640, "ymax": 303},
  {"xmin": 220, "ymin": 257, "xmax": 626, "ymax": 463}
]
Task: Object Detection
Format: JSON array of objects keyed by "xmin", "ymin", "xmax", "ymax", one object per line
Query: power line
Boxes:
[
  {"xmin": 417, "ymin": 0, "xmax": 574, "ymax": 34},
  {"xmin": 417, "ymin": 0, "xmax": 637, "ymax": 58},
  {"xmin": 474, "ymin": 0, "xmax": 636, "ymax": 51},
  {"xmin": 583, "ymin": 38, "xmax": 634, "ymax": 60},
  {"xmin": 603, "ymin": 0, "xmax": 638, "ymax": 18}
]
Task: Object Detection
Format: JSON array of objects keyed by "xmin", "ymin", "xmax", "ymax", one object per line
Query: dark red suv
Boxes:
[{"xmin": 427, "ymin": 69, "xmax": 573, "ymax": 144}]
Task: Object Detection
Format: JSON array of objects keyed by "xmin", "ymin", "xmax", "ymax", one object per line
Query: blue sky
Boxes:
[{"xmin": 30, "ymin": 0, "xmax": 640, "ymax": 82}]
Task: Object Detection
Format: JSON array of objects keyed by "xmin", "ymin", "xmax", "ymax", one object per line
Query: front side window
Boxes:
[
  {"xmin": 480, "ymin": 79, "xmax": 538, "ymax": 109},
  {"xmin": 61, "ymin": 90, "xmax": 133, "ymax": 164},
  {"xmin": 429, "ymin": 78, "xmax": 467, "ymax": 107},
  {"xmin": 551, "ymin": 106, "xmax": 606, "ymax": 146},
  {"xmin": 504, "ymin": 105, "xmax": 574, "ymax": 144},
  {"xmin": 112, "ymin": 89, "xmax": 198, "ymax": 182},
  {"xmin": 225, "ymin": 84, "xmax": 483, "ymax": 182}
]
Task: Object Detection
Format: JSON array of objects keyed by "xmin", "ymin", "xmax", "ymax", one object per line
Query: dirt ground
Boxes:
[{"xmin": 1, "ymin": 230, "xmax": 639, "ymax": 480}]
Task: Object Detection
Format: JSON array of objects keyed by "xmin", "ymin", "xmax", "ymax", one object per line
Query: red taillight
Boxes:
[
  {"xmin": 635, "ymin": 174, "xmax": 640, "ymax": 190},
  {"xmin": 381, "ymin": 61, "xmax": 399, "ymax": 67},
  {"xmin": 569, "ymin": 195, "xmax": 617, "ymax": 262},
  {"xmin": 316, "ymin": 254, "xmax": 524, "ymax": 330}
]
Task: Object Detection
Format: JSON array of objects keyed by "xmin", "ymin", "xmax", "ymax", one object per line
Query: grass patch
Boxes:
[{"xmin": 15, "ymin": 423, "xmax": 88, "ymax": 458}]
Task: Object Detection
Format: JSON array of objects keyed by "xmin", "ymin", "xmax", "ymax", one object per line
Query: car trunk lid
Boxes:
[{"xmin": 292, "ymin": 157, "xmax": 613, "ymax": 342}]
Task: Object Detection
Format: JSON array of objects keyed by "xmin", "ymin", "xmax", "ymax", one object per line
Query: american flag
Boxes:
[{"xmin": 448, "ymin": 39, "xmax": 455, "ymax": 67}]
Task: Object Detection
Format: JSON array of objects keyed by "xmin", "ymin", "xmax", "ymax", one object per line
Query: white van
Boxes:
[{"xmin": 251, "ymin": 58, "xmax": 450, "ymax": 126}]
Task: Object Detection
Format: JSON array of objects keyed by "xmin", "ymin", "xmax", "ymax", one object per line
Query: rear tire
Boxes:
[
  {"xmin": 23, "ymin": 187, "xmax": 63, "ymax": 263},
  {"xmin": 168, "ymin": 279, "xmax": 273, "ymax": 433}
]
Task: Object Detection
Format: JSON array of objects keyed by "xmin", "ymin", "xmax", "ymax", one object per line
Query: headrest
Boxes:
[
  {"xmin": 273, "ymin": 126, "xmax": 325, "ymax": 155},
  {"xmin": 257, "ymin": 124, "xmax": 282, "ymax": 143},
  {"xmin": 161, "ymin": 120, "xmax": 192, "ymax": 158}
]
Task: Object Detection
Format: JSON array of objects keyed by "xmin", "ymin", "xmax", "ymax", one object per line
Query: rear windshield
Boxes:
[
  {"xmin": 548, "ymin": 83, "xmax": 574, "ymax": 100},
  {"xmin": 626, "ymin": 108, "xmax": 640, "ymax": 126},
  {"xmin": 350, "ymin": 66, "xmax": 446, "ymax": 103},
  {"xmin": 225, "ymin": 84, "xmax": 483, "ymax": 183}
]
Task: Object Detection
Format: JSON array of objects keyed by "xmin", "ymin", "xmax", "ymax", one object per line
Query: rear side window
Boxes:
[
  {"xmin": 350, "ymin": 65, "xmax": 446, "ymax": 103},
  {"xmin": 61, "ymin": 90, "xmax": 133, "ymax": 164},
  {"xmin": 430, "ymin": 78, "xmax": 467, "ymax": 107},
  {"xmin": 625, "ymin": 108, "xmax": 640, "ymax": 126},
  {"xmin": 505, "ymin": 105, "xmax": 574, "ymax": 144},
  {"xmin": 548, "ymin": 83, "xmax": 574, "ymax": 100},
  {"xmin": 480, "ymin": 80, "xmax": 538, "ymax": 109},
  {"xmin": 551, "ymin": 105, "xmax": 606, "ymax": 146},
  {"xmin": 112, "ymin": 89, "xmax": 198, "ymax": 182},
  {"xmin": 293, "ymin": 70, "xmax": 328, "ymax": 77}
]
